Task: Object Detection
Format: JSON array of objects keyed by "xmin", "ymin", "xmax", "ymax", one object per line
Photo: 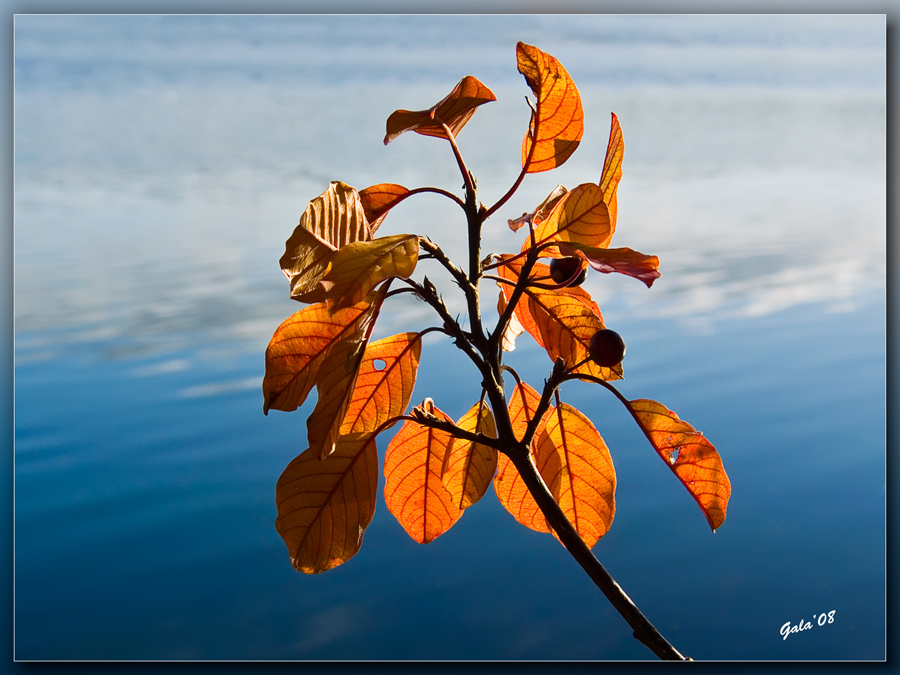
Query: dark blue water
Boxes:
[{"xmin": 14, "ymin": 15, "xmax": 885, "ymax": 661}]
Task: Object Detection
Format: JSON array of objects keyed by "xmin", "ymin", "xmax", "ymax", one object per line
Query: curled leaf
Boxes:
[
  {"xmin": 280, "ymin": 182, "xmax": 373, "ymax": 303},
  {"xmin": 320, "ymin": 233, "xmax": 420, "ymax": 310},
  {"xmin": 599, "ymin": 113, "xmax": 624, "ymax": 227},
  {"xmin": 626, "ymin": 399, "xmax": 731, "ymax": 531},
  {"xmin": 441, "ymin": 400, "xmax": 498, "ymax": 509},
  {"xmin": 384, "ymin": 75, "xmax": 497, "ymax": 145},
  {"xmin": 559, "ymin": 243, "xmax": 661, "ymax": 288},
  {"xmin": 517, "ymin": 42, "xmax": 584, "ymax": 173},
  {"xmin": 275, "ymin": 433, "xmax": 379, "ymax": 574},
  {"xmin": 359, "ymin": 183, "xmax": 410, "ymax": 234},
  {"xmin": 383, "ymin": 399, "xmax": 463, "ymax": 543},
  {"xmin": 529, "ymin": 182, "xmax": 613, "ymax": 258}
]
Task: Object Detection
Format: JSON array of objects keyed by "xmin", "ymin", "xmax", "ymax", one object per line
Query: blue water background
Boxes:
[{"xmin": 14, "ymin": 15, "xmax": 885, "ymax": 660}]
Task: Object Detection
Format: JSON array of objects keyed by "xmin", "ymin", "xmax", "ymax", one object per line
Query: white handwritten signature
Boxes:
[{"xmin": 780, "ymin": 611, "xmax": 836, "ymax": 640}]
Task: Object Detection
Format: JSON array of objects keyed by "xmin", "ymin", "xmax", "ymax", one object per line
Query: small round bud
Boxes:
[
  {"xmin": 588, "ymin": 329, "xmax": 626, "ymax": 367},
  {"xmin": 549, "ymin": 256, "xmax": 587, "ymax": 287}
]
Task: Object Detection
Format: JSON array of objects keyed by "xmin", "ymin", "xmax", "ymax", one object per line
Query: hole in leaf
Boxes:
[
  {"xmin": 667, "ymin": 448, "xmax": 680, "ymax": 465},
  {"xmin": 373, "ymin": 359, "xmax": 387, "ymax": 371}
]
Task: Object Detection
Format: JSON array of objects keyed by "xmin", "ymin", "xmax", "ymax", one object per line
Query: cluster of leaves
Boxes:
[{"xmin": 263, "ymin": 43, "xmax": 731, "ymax": 575}]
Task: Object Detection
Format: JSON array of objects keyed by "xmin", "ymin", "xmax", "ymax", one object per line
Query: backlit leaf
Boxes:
[
  {"xmin": 626, "ymin": 399, "xmax": 731, "ymax": 531},
  {"xmin": 383, "ymin": 399, "xmax": 463, "ymax": 543},
  {"xmin": 517, "ymin": 42, "xmax": 584, "ymax": 173},
  {"xmin": 306, "ymin": 286, "xmax": 388, "ymax": 459},
  {"xmin": 441, "ymin": 400, "xmax": 498, "ymax": 509},
  {"xmin": 496, "ymin": 290, "xmax": 525, "ymax": 352},
  {"xmin": 340, "ymin": 332, "xmax": 422, "ymax": 435},
  {"xmin": 359, "ymin": 183, "xmax": 410, "ymax": 233},
  {"xmin": 599, "ymin": 113, "xmax": 624, "ymax": 228},
  {"xmin": 507, "ymin": 184, "xmax": 568, "ymax": 233},
  {"xmin": 320, "ymin": 234, "xmax": 420, "ymax": 310},
  {"xmin": 536, "ymin": 403, "xmax": 616, "ymax": 548},
  {"xmin": 275, "ymin": 433, "xmax": 378, "ymax": 574},
  {"xmin": 280, "ymin": 181, "xmax": 373, "ymax": 303},
  {"xmin": 263, "ymin": 296, "xmax": 380, "ymax": 415},
  {"xmin": 529, "ymin": 182, "xmax": 613, "ymax": 258},
  {"xmin": 559, "ymin": 242, "xmax": 661, "ymax": 288},
  {"xmin": 494, "ymin": 381, "xmax": 552, "ymax": 534},
  {"xmin": 384, "ymin": 75, "xmax": 497, "ymax": 145}
]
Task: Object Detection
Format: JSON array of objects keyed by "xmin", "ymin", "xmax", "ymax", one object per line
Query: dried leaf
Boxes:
[
  {"xmin": 441, "ymin": 400, "xmax": 498, "ymax": 509},
  {"xmin": 280, "ymin": 182, "xmax": 372, "ymax": 303},
  {"xmin": 263, "ymin": 296, "xmax": 380, "ymax": 415},
  {"xmin": 358, "ymin": 183, "xmax": 410, "ymax": 234},
  {"xmin": 340, "ymin": 332, "xmax": 422, "ymax": 435},
  {"xmin": 626, "ymin": 399, "xmax": 731, "ymax": 531},
  {"xmin": 320, "ymin": 234, "xmax": 420, "ymax": 310},
  {"xmin": 275, "ymin": 433, "xmax": 378, "ymax": 574},
  {"xmin": 536, "ymin": 403, "xmax": 616, "ymax": 548},
  {"xmin": 384, "ymin": 75, "xmax": 496, "ymax": 145},
  {"xmin": 559, "ymin": 243, "xmax": 661, "ymax": 288},
  {"xmin": 383, "ymin": 399, "xmax": 463, "ymax": 543},
  {"xmin": 599, "ymin": 113, "xmax": 624, "ymax": 227},
  {"xmin": 497, "ymin": 290, "xmax": 525, "ymax": 352},
  {"xmin": 517, "ymin": 42, "xmax": 584, "ymax": 173},
  {"xmin": 529, "ymin": 182, "xmax": 613, "ymax": 258}
]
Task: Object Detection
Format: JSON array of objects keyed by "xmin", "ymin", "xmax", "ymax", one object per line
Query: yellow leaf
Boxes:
[
  {"xmin": 529, "ymin": 183, "xmax": 613, "ymax": 258},
  {"xmin": 626, "ymin": 399, "xmax": 731, "ymax": 531},
  {"xmin": 280, "ymin": 181, "xmax": 372, "ymax": 303},
  {"xmin": 441, "ymin": 400, "xmax": 498, "ymax": 509},
  {"xmin": 320, "ymin": 234, "xmax": 419, "ymax": 310},
  {"xmin": 383, "ymin": 399, "xmax": 463, "ymax": 543},
  {"xmin": 275, "ymin": 433, "xmax": 378, "ymax": 574},
  {"xmin": 517, "ymin": 42, "xmax": 584, "ymax": 173},
  {"xmin": 384, "ymin": 75, "xmax": 496, "ymax": 145}
]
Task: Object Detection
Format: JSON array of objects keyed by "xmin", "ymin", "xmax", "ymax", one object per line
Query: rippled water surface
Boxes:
[{"xmin": 14, "ymin": 14, "xmax": 885, "ymax": 660}]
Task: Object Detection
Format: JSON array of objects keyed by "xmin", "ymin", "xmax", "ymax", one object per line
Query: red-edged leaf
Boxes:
[
  {"xmin": 517, "ymin": 42, "xmax": 584, "ymax": 173},
  {"xmin": 384, "ymin": 75, "xmax": 496, "ymax": 145},
  {"xmin": 275, "ymin": 433, "xmax": 378, "ymax": 574},
  {"xmin": 441, "ymin": 400, "xmax": 498, "ymax": 509},
  {"xmin": 536, "ymin": 402, "xmax": 616, "ymax": 548},
  {"xmin": 559, "ymin": 243, "xmax": 661, "ymax": 288},
  {"xmin": 340, "ymin": 332, "xmax": 423, "ymax": 435},
  {"xmin": 626, "ymin": 399, "xmax": 731, "ymax": 531},
  {"xmin": 494, "ymin": 381, "xmax": 552, "ymax": 534},
  {"xmin": 280, "ymin": 181, "xmax": 373, "ymax": 303},
  {"xmin": 383, "ymin": 399, "xmax": 463, "ymax": 543},
  {"xmin": 358, "ymin": 183, "xmax": 410, "ymax": 234}
]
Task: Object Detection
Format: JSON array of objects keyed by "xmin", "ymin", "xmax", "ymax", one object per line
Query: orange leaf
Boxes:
[
  {"xmin": 441, "ymin": 400, "xmax": 498, "ymax": 509},
  {"xmin": 340, "ymin": 332, "xmax": 422, "ymax": 435},
  {"xmin": 319, "ymin": 234, "xmax": 419, "ymax": 310},
  {"xmin": 626, "ymin": 399, "xmax": 731, "ymax": 531},
  {"xmin": 263, "ymin": 295, "xmax": 380, "ymax": 415},
  {"xmin": 529, "ymin": 183, "xmax": 613, "ymax": 258},
  {"xmin": 358, "ymin": 183, "xmax": 410, "ymax": 234},
  {"xmin": 280, "ymin": 182, "xmax": 373, "ymax": 303},
  {"xmin": 275, "ymin": 433, "xmax": 378, "ymax": 574},
  {"xmin": 599, "ymin": 113, "xmax": 624, "ymax": 228},
  {"xmin": 517, "ymin": 42, "xmax": 584, "ymax": 173},
  {"xmin": 305, "ymin": 286, "xmax": 388, "ymax": 459},
  {"xmin": 494, "ymin": 381, "xmax": 552, "ymax": 534},
  {"xmin": 496, "ymin": 290, "xmax": 525, "ymax": 352},
  {"xmin": 559, "ymin": 243, "xmax": 661, "ymax": 288},
  {"xmin": 383, "ymin": 399, "xmax": 463, "ymax": 543},
  {"xmin": 383, "ymin": 75, "xmax": 496, "ymax": 145},
  {"xmin": 536, "ymin": 403, "xmax": 616, "ymax": 548}
]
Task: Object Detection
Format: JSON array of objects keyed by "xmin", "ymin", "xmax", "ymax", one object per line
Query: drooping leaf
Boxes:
[
  {"xmin": 319, "ymin": 234, "xmax": 420, "ymax": 310},
  {"xmin": 441, "ymin": 400, "xmax": 498, "ymax": 509},
  {"xmin": 280, "ymin": 182, "xmax": 373, "ymax": 303},
  {"xmin": 383, "ymin": 399, "xmax": 463, "ymax": 543},
  {"xmin": 528, "ymin": 182, "xmax": 613, "ymax": 258},
  {"xmin": 306, "ymin": 286, "xmax": 388, "ymax": 459},
  {"xmin": 517, "ymin": 42, "xmax": 584, "ymax": 173},
  {"xmin": 625, "ymin": 399, "xmax": 731, "ymax": 532},
  {"xmin": 340, "ymin": 332, "xmax": 423, "ymax": 436},
  {"xmin": 384, "ymin": 75, "xmax": 497, "ymax": 145},
  {"xmin": 263, "ymin": 296, "xmax": 380, "ymax": 415},
  {"xmin": 494, "ymin": 381, "xmax": 552, "ymax": 534},
  {"xmin": 536, "ymin": 402, "xmax": 616, "ymax": 548},
  {"xmin": 275, "ymin": 433, "xmax": 378, "ymax": 574},
  {"xmin": 358, "ymin": 183, "xmax": 410, "ymax": 234},
  {"xmin": 559, "ymin": 242, "xmax": 661, "ymax": 288},
  {"xmin": 507, "ymin": 184, "xmax": 568, "ymax": 232},
  {"xmin": 599, "ymin": 113, "xmax": 624, "ymax": 227}
]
